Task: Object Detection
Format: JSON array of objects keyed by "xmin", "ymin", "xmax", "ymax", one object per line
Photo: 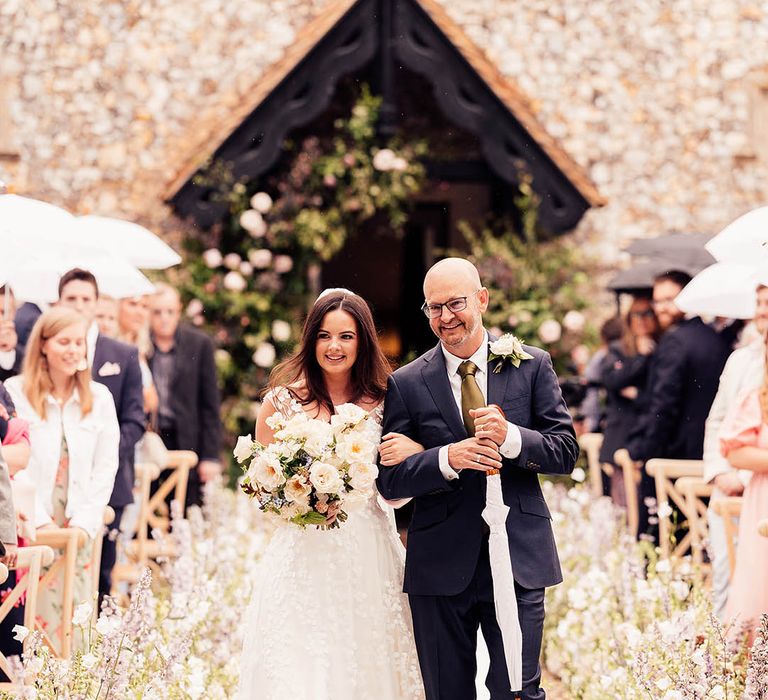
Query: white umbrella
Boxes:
[
  {"xmin": 705, "ymin": 206, "xmax": 768, "ymax": 264},
  {"xmin": 0, "ymin": 194, "xmax": 75, "ymax": 237},
  {"xmin": 1, "ymin": 243, "xmax": 156, "ymax": 303},
  {"xmin": 674, "ymin": 261, "xmax": 767, "ymax": 319},
  {"xmin": 481, "ymin": 474, "xmax": 523, "ymax": 693},
  {"xmin": 73, "ymin": 216, "xmax": 181, "ymax": 269}
]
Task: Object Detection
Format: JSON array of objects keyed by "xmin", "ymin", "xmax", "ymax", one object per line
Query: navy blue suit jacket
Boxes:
[
  {"xmin": 93, "ymin": 335, "xmax": 145, "ymax": 508},
  {"xmin": 376, "ymin": 340, "xmax": 578, "ymax": 596}
]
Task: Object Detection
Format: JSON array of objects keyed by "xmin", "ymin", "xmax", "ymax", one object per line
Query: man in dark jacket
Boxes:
[
  {"xmin": 149, "ymin": 283, "xmax": 222, "ymax": 507},
  {"xmin": 628, "ymin": 270, "xmax": 730, "ymax": 536},
  {"xmin": 58, "ymin": 269, "xmax": 146, "ymax": 597},
  {"xmin": 0, "ymin": 286, "xmax": 24, "ymax": 382}
]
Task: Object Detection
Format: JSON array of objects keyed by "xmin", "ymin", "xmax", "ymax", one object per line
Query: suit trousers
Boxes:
[
  {"xmin": 99, "ymin": 505, "xmax": 124, "ymax": 599},
  {"xmin": 409, "ymin": 538, "xmax": 546, "ymax": 700}
]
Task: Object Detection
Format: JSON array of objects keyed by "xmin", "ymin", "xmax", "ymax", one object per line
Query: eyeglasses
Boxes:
[
  {"xmin": 629, "ymin": 309, "xmax": 655, "ymax": 319},
  {"xmin": 421, "ymin": 291, "xmax": 481, "ymax": 319}
]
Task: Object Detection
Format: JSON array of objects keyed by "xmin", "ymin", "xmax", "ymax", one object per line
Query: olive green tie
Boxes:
[{"xmin": 458, "ymin": 360, "xmax": 485, "ymax": 436}]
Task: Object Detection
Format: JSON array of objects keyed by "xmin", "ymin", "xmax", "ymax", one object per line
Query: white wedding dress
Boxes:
[{"xmin": 237, "ymin": 388, "xmax": 425, "ymax": 700}]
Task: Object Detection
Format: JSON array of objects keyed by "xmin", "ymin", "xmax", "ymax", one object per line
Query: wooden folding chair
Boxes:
[
  {"xmin": 146, "ymin": 450, "xmax": 198, "ymax": 534},
  {"xmin": 710, "ymin": 497, "xmax": 743, "ymax": 578},
  {"xmin": 578, "ymin": 433, "xmax": 613, "ymax": 499},
  {"xmin": 675, "ymin": 476, "xmax": 713, "ymax": 567},
  {"xmin": 32, "ymin": 507, "xmax": 113, "ymax": 659},
  {"xmin": 613, "ymin": 448, "xmax": 642, "ymax": 537},
  {"xmin": 112, "ymin": 462, "xmax": 161, "ymax": 590},
  {"xmin": 645, "ymin": 459, "xmax": 704, "ymax": 559},
  {"xmin": 0, "ymin": 545, "xmax": 55, "ymax": 685}
]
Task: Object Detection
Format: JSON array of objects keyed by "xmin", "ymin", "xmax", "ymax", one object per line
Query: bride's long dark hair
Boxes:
[{"xmin": 267, "ymin": 290, "xmax": 390, "ymax": 415}]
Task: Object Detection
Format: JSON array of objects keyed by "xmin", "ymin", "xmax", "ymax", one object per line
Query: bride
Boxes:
[{"xmin": 237, "ymin": 289, "xmax": 425, "ymax": 700}]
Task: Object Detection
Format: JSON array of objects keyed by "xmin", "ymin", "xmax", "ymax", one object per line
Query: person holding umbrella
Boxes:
[{"xmin": 377, "ymin": 258, "xmax": 578, "ymax": 700}]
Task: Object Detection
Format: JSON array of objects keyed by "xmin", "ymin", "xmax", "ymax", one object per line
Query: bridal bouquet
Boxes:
[{"xmin": 233, "ymin": 403, "xmax": 380, "ymax": 528}]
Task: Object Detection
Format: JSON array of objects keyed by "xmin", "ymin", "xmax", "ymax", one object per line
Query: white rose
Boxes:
[
  {"xmin": 331, "ymin": 402, "xmax": 368, "ymax": 428},
  {"xmin": 562, "ymin": 310, "xmax": 586, "ymax": 333},
  {"xmin": 373, "ymin": 148, "xmax": 397, "ymax": 171},
  {"xmin": 489, "ymin": 333, "xmax": 524, "ymax": 357},
  {"xmin": 537, "ymin": 319, "xmax": 562, "ymax": 344},
  {"xmin": 284, "ymin": 474, "xmax": 312, "ymax": 503},
  {"xmin": 253, "ymin": 342, "xmax": 276, "ymax": 368},
  {"xmin": 186, "ymin": 299, "xmax": 204, "ymax": 317},
  {"xmin": 303, "ymin": 422, "xmax": 334, "ymax": 458},
  {"xmin": 657, "ymin": 501, "xmax": 674, "ymax": 519},
  {"xmin": 233, "ymin": 435, "xmax": 254, "ymax": 463},
  {"xmin": 223, "ymin": 271, "xmax": 247, "ymax": 292},
  {"xmin": 271, "ymin": 320, "xmax": 292, "ymax": 342},
  {"xmin": 309, "ymin": 461, "xmax": 345, "ymax": 494},
  {"xmin": 223, "ymin": 252, "xmax": 242, "ymax": 270},
  {"xmin": 250, "ymin": 453, "xmax": 285, "ymax": 490},
  {"xmin": 335, "ymin": 433, "xmax": 376, "ymax": 464},
  {"xmin": 72, "ymin": 602, "xmax": 93, "ymax": 627},
  {"xmin": 202, "ymin": 248, "xmax": 223, "ymax": 268},
  {"xmin": 248, "ymin": 248, "xmax": 273, "ymax": 268},
  {"xmin": 273, "ymin": 254, "xmax": 293, "ymax": 273},
  {"xmin": 240, "ymin": 261, "xmax": 253, "ymax": 276},
  {"xmin": 240, "ymin": 209, "xmax": 267, "ymax": 237},
  {"xmin": 348, "ymin": 461, "xmax": 378, "ymax": 492},
  {"xmin": 250, "ymin": 191, "xmax": 273, "ymax": 213}
]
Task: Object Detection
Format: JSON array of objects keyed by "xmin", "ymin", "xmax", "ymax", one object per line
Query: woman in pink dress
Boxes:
[{"xmin": 720, "ymin": 342, "xmax": 768, "ymax": 639}]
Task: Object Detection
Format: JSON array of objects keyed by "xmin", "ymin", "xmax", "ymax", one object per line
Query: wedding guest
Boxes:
[
  {"xmin": 581, "ymin": 317, "xmax": 623, "ymax": 435},
  {"xmin": 149, "ymin": 283, "xmax": 222, "ymax": 506},
  {"xmin": 0, "ymin": 450, "xmax": 17, "ymax": 568},
  {"xmin": 57, "ymin": 269, "xmax": 145, "ymax": 598},
  {"xmin": 118, "ymin": 295, "xmax": 159, "ymax": 415},
  {"xmin": 628, "ymin": 271, "xmax": 730, "ymax": 538},
  {"xmin": 599, "ymin": 297, "xmax": 659, "ymax": 504},
  {"xmin": 95, "ymin": 295, "xmax": 120, "ymax": 338},
  {"xmin": 703, "ymin": 285, "xmax": 768, "ymax": 619},
  {"xmin": 5, "ymin": 307, "xmax": 119, "ymax": 643},
  {"xmin": 0, "ymin": 286, "xmax": 23, "ymax": 382},
  {"xmin": 0, "ymin": 383, "xmax": 28, "ymax": 675},
  {"xmin": 718, "ymin": 333, "xmax": 768, "ymax": 641}
]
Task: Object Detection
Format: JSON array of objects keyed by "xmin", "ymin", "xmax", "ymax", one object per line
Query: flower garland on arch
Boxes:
[{"xmin": 176, "ymin": 87, "xmax": 426, "ymax": 459}]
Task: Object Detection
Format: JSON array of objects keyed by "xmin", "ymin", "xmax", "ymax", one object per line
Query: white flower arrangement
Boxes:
[{"xmin": 234, "ymin": 403, "xmax": 379, "ymax": 528}]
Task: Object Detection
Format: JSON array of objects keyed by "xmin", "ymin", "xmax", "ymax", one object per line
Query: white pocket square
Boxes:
[{"xmin": 97, "ymin": 361, "xmax": 121, "ymax": 377}]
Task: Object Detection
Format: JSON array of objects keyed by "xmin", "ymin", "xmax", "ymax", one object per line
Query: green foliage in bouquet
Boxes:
[
  {"xmin": 175, "ymin": 87, "xmax": 426, "ymax": 465},
  {"xmin": 458, "ymin": 179, "xmax": 598, "ymax": 376}
]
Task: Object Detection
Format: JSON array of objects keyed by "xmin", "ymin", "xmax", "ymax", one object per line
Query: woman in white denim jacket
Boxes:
[{"xmin": 5, "ymin": 307, "xmax": 119, "ymax": 638}]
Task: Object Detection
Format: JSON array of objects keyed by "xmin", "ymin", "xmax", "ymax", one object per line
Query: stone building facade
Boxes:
[{"xmin": 2, "ymin": 0, "xmax": 768, "ymax": 262}]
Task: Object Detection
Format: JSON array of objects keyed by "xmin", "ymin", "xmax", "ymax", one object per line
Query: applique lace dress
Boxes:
[{"xmin": 237, "ymin": 388, "xmax": 424, "ymax": 700}]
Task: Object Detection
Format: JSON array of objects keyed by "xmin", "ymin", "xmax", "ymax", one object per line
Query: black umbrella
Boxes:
[{"xmin": 624, "ymin": 232, "xmax": 715, "ymax": 270}]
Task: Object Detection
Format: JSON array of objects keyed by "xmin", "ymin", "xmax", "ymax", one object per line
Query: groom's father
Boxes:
[{"xmin": 377, "ymin": 258, "xmax": 578, "ymax": 700}]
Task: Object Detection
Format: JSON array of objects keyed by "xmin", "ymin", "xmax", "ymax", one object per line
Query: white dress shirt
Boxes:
[
  {"xmin": 5, "ymin": 377, "xmax": 120, "ymax": 538},
  {"xmin": 87, "ymin": 321, "xmax": 99, "ymax": 368},
  {"xmin": 438, "ymin": 334, "xmax": 523, "ymax": 481}
]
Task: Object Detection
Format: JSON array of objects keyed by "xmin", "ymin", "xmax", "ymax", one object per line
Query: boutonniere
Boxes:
[{"xmin": 488, "ymin": 334, "xmax": 534, "ymax": 373}]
